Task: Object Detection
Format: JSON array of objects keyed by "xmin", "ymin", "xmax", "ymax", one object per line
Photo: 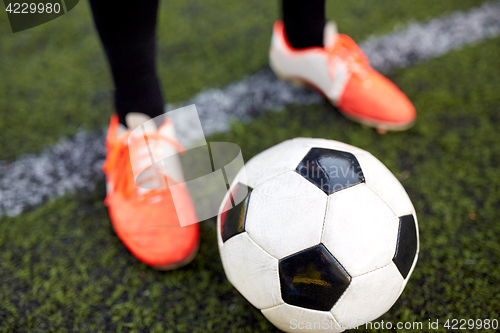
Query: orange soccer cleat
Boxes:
[
  {"xmin": 103, "ymin": 113, "xmax": 199, "ymax": 270},
  {"xmin": 270, "ymin": 20, "xmax": 416, "ymax": 133}
]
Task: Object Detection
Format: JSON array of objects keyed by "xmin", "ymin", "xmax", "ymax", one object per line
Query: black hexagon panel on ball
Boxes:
[
  {"xmin": 296, "ymin": 148, "xmax": 365, "ymax": 195},
  {"xmin": 393, "ymin": 214, "xmax": 418, "ymax": 279},
  {"xmin": 279, "ymin": 244, "xmax": 351, "ymax": 311},
  {"xmin": 220, "ymin": 183, "xmax": 252, "ymax": 243}
]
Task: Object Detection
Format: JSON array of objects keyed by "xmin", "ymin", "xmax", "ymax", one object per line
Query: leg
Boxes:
[
  {"xmin": 282, "ymin": 0, "xmax": 326, "ymax": 49},
  {"xmin": 92, "ymin": 1, "xmax": 200, "ymax": 270},
  {"xmin": 89, "ymin": 0, "xmax": 164, "ymax": 126}
]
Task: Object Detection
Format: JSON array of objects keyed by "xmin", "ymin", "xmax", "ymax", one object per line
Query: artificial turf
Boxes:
[
  {"xmin": 1, "ymin": 33, "xmax": 499, "ymax": 332},
  {"xmin": 0, "ymin": 0, "xmax": 489, "ymax": 161}
]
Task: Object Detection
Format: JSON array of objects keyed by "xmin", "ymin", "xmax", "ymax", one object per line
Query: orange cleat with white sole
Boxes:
[
  {"xmin": 103, "ymin": 113, "xmax": 199, "ymax": 270},
  {"xmin": 270, "ymin": 20, "xmax": 416, "ymax": 133}
]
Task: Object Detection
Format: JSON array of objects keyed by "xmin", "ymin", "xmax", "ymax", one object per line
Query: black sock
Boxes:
[
  {"xmin": 89, "ymin": 0, "xmax": 164, "ymax": 127},
  {"xmin": 282, "ymin": 0, "xmax": 326, "ymax": 49}
]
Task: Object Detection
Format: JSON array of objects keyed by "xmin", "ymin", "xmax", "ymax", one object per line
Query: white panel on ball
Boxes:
[
  {"xmin": 245, "ymin": 171, "xmax": 328, "ymax": 259},
  {"xmin": 243, "ymin": 139, "xmax": 312, "ymax": 188},
  {"xmin": 292, "ymin": 137, "xmax": 366, "ymax": 155},
  {"xmin": 331, "ymin": 262, "xmax": 404, "ymax": 329},
  {"xmin": 220, "ymin": 233, "xmax": 283, "ymax": 309},
  {"xmin": 354, "ymin": 152, "xmax": 415, "ymax": 217},
  {"xmin": 262, "ymin": 303, "xmax": 345, "ymax": 333},
  {"xmin": 322, "ymin": 184, "xmax": 399, "ymax": 277}
]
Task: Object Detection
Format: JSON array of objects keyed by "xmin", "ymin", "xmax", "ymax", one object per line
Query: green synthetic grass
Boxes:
[
  {"xmin": 0, "ymin": 0, "xmax": 489, "ymax": 161},
  {"xmin": 1, "ymin": 35, "xmax": 499, "ymax": 331}
]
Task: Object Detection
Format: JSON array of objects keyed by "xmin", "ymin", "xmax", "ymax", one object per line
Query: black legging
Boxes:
[{"xmin": 89, "ymin": 0, "xmax": 325, "ymax": 126}]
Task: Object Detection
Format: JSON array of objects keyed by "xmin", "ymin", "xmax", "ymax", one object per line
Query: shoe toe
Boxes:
[
  {"xmin": 129, "ymin": 222, "xmax": 200, "ymax": 268},
  {"xmin": 108, "ymin": 195, "xmax": 200, "ymax": 268},
  {"xmin": 339, "ymin": 69, "xmax": 416, "ymax": 127}
]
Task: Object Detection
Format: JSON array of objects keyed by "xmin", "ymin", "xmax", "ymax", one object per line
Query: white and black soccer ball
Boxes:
[{"xmin": 217, "ymin": 138, "xmax": 419, "ymax": 333}]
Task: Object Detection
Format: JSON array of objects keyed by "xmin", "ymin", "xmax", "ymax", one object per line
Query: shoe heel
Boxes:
[{"xmin": 271, "ymin": 66, "xmax": 306, "ymax": 87}]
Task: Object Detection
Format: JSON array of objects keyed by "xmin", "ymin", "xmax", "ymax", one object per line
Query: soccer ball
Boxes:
[{"xmin": 217, "ymin": 138, "xmax": 419, "ymax": 333}]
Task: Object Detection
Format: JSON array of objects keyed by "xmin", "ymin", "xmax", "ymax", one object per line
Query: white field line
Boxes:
[{"xmin": 1, "ymin": 1, "xmax": 500, "ymax": 216}]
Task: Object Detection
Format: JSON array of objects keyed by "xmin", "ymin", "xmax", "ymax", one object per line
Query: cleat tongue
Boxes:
[
  {"xmin": 323, "ymin": 21, "xmax": 339, "ymax": 49},
  {"xmin": 126, "ymin": 112, "xmax": 157, "ymax": 133}
]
